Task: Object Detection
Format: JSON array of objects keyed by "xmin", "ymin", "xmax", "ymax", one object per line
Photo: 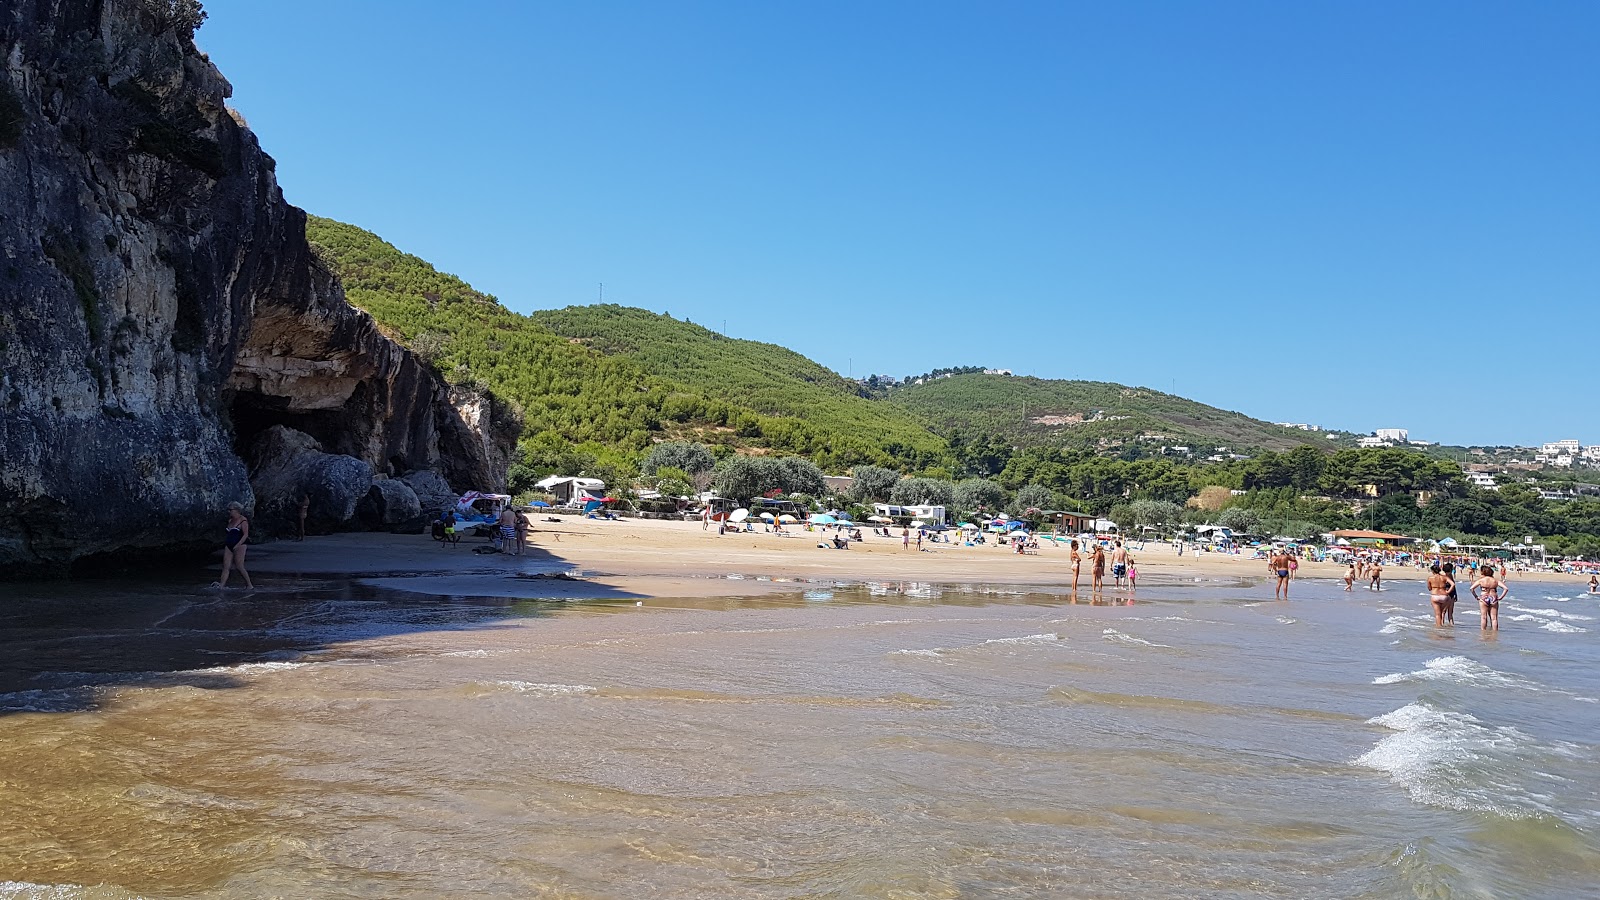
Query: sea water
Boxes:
[{"xmin": 2, "ymin": 575, "xmax": 1597, "ymax": 898}]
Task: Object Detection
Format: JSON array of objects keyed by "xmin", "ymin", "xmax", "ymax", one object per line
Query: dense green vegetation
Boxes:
[
  {"xmin": 529, "ymin": 304, "xmax": 949, "ymax": 471},
  {"xmin": 888, "ymin": 373, "xmax": 1325, "ymax": 459}
]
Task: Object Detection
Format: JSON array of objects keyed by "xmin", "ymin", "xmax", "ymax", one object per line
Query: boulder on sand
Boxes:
[
  {"xmin": 357, "ymin": 478, "xmax": 422, "ymax": 529},
  {"xmin": 400, "ymin": 470, "xmax": 457, "ymax": 514},
  {"xmin": 249, "ymin": 426, "xmax": 376, "ymax": 535}
]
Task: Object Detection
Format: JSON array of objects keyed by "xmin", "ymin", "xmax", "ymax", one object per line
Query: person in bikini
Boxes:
[
  {"xmin": 1343, "ymin": 563, "xmax": 1356, "ymax": 592},
  {"xmin": 1472, "ymin": 564, "xmax": 1507, "ymax": 631},
  {"xmin": 1090, "ymin": 543, "xmax": 1107, "ymax": 592},
  {"xmin": 1269, "ymin": 548, "xmax": 1293, "ymax": 599},
  {"xmin": 1589, "ymin": 574, "xmax": 1597, "ymax": 594},
  {"xmin": 1068, "ymin": 540, "xmax": 1082, "ymax": 591},
  {"xmin": 1426, "ymin": 563, "xmax": 1454, "ymax": 626}
]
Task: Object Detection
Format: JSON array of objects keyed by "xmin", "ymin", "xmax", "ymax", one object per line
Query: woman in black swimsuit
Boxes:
[
  {"xmin": 1441, "ymin": 561, "xmax": 1459, "ymax": 624},
  {"xmin": 218, "ymin": 501, "xmax": 254, "ymax": 589}
]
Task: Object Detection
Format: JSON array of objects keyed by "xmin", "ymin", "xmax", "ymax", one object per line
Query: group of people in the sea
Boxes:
[{"xmin": 1425, "ymin": 562, "xmax": 1509, "ymax": 630}]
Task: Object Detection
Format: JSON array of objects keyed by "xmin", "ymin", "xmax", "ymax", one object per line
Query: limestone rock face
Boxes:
[
  {"xmin": 246, "ymin": 426, "xmax": 373, "ymax": 536},
  {"xmin": 0, "ymin": 2, "xmax": 517, "ymax": 575},
  {"xmin": 400, "ymin": 470, "xmax": 457, "ymax": 515},
  {"xmin": 357, "ymin": 478, "xmax": 422, "ymax": 529}
]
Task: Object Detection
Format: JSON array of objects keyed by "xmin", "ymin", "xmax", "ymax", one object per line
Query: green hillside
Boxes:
[
  {"xmin": 888, "ymin": 374, "xmax": 1317, "ymax": 454},
  {"xmin": 529, "ymin": 304, "xmax": 949, "ymax": 471},
  {"xmin": 304, "ymin": 217, "xmax": 949, "ymax": 473}
]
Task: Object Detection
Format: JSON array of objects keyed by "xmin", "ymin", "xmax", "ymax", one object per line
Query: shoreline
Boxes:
[{"xmin": 232, "ymin": 517, "xmax": 1590, "ymax": 600}]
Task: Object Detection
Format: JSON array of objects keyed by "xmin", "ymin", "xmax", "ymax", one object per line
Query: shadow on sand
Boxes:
[{"xmin": 0, "ymin": 541, "xmax": 645, "ymax": 716}]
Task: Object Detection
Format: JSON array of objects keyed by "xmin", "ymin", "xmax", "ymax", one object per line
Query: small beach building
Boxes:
[
  {"xmin": 535, "ymin": 475, "xmax": 607, "ymax": 507},
  {"xmin": 1329, "ymin": 529, "xmax": 1417, "ymax": 548}
]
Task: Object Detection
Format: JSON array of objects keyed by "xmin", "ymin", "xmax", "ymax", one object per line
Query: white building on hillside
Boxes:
[
  {"xmin": 1375, "ymin": 428, "xmax": 1409, "ymax": 443},
  {"xmin": 1466, "ymin": 472, "xmax": 1499, "ymax": 490},
  {"xmin": 1542, "ymin": 440, "xmax": 1581, "ymax": 456},
  {"xmin": 1357, "ymin": 437, "xmax": 1393, "ymax": 449}
]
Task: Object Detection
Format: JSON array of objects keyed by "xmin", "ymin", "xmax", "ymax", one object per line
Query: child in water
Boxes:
[{"xmin": 1127, "ymin": 559, "xmax": 1138, "ymax": 589}]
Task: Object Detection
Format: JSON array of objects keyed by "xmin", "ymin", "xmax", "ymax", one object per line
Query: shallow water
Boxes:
[{"xmin": 2, "ymin": 574, "xmax": 1597, "ymax": 898}]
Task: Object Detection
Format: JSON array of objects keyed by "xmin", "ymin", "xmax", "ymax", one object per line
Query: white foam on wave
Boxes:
[
  {"xmin": 1372, "ymin": 656, "xmax": 1523, "ymax": 688},
  {"xmin": 1509, "ymin": 606, "xmax": 1593, "ymax": 622},
  {"xmin": 1506, "ymin": 614, "xmax": 1589, "ymax": 633},
  {"xmin": 1101, "ymin": 628, "xmax": 1170, "ymax": 648},
  {"xmin": 888, "ymin": 648, "xmax": 945, "ymax": 658},
  {"xmin": 441, "ymin": 649, "xmax": 495, "ymax": 658},
  {"xmin": 194, "ymin": 661, "xmax": 309, "ymax": 676},
  {"xmin": 1379, "ymin": 615, "xmax": 1430, "ymax": 635},
  {"xmin": 982, "ymin": 633, "xmax": 1059, "ymax": 646},
  {"xmin": 493, "ymin": 681, "xmax": 596, "ymax": 696},
  {"xmin": 1355, "ymin": 702, "xmax": 1560, "ymax": 818},
  {"xmin": 0, "ymin": 883, "xmax": 141, "ymax": 900}
]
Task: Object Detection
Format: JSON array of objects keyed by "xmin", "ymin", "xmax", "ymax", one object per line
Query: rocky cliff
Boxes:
[{"xmin": 0, "ymin": 0, "xmax": 516, "ymax": 576}]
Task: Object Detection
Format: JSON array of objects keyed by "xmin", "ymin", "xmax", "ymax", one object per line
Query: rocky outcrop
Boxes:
[
  {"xmin": 356, "ymin": 478, "xmax": 422, "ymax": 530},
  {"xmin": 0, "ymin": 1, "xmax": 517, "ymax": 576},
  {"xmin": 246, "ymin": 425, "xmax": 373, "ymax": 536},
  {"xmin": 400, "ymin": 470, "xmax": 456, "ymax": 515}
]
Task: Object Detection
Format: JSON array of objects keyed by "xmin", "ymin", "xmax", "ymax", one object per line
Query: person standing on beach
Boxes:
[
  {"xmin": 1069, "ymin": 540, "xmax": 1082, "ymax": 592},
  {"xmin": 513, "ymin": 510, "xmax": 530, "ymax": 556},
  {"xmin": 216, "ymin": 502, "xmax": 253, "ymax": 590},
  {"xmin": 1427, "ymin": 564, "xmax": 1455, "ymax": 626},
  {"xmin": 902, "ymin": 526, "xmax": 910, "ymax": 550},
  {"xmin": 1343, "ymin": 563, "xmax": 1355, "ymax": 591},
  {"xmin": 1369, "ymin": 560, "xmax": 1383, "ymax": 591},
  {"xmin": 296, "ymin": 494, "xmax": 309, "ymax": 542},
  {"xmin": 1111, "ymin": 541, "xmax": 1128, "ymax": 587},
  {"xmin": 1269, "ymin": 548, "xmax": 1293, "ymax": 599},
  {"xmin": 1472, "ymin": 564, "xmax": 1506, "ymax": 631},
  {"xmin": 1091, "ymin": 543, "xmax": 1107, "ymax": 592},
  {"xmin": 498, "ymin": 506, "xmax": 517, "ymax": 553},
  {"xmin": 916, "ymin": 529, "xmax": 924, "ymax": 552}
]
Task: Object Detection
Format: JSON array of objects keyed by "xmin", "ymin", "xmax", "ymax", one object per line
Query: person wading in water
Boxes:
[
  {"xmin": 215, "ymin": 501, "xmax": 253, "ymax": 590},
  {"xmin": 1269, "ymin": 547, "xmax": 1293, "ymax": 599}
]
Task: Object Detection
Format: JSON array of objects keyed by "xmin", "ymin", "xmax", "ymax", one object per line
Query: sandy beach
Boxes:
[{"xmin": 240, "ymin": 516, "xmax": 1588, "ymax": 597}]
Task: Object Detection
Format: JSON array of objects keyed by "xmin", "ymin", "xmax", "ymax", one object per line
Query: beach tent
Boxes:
[{"xmin": 730, "ymin": 508, "xmax": 750, "ymax": 523}]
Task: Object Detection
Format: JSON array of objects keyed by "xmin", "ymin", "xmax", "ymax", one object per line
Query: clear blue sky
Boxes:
[{"xmin": 202, "ymin": 0, "xmax": 1598, "ymax": 447}]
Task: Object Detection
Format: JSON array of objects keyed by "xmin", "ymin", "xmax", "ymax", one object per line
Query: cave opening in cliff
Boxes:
[{"xmin": 228, "ymin": 387, "xmax": 362, "ymax": 466}]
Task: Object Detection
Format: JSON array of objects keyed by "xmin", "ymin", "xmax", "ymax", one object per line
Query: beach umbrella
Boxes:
[
  {"xmin": 958, "ymin": 522, "xmax": 977, "ymax": 530},
  {"xmin": 779, "ymin": 514, "xmax": 798, "ymax": 524},
  {"xmin": 868, "ymin": 515, "xmax": 891, "ymax": 523},
  {"xmin": 810, "ymin": 514, "xmax": 837, "ymax": 524},
  {"xmin": 1006, "ymin": 521, "xmax": 1026, "ymax": 531},
  {"xmin": 599, "ymin": 496, "xmax": 617, "ymax": 503},
  {"xmin": 530, "ymin": 500, "xmax": 550, "ymax": 508},
  {"xmin": 583, "ymin": 499, "xmax": 604, "ymax": 514},
  {"xmin": 760, "ymin": 512, "xmax": 775, "ymax": 520},
  {"xmin": 731, "ymin": 508, "xmax": 750, "ymax": 523}
]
